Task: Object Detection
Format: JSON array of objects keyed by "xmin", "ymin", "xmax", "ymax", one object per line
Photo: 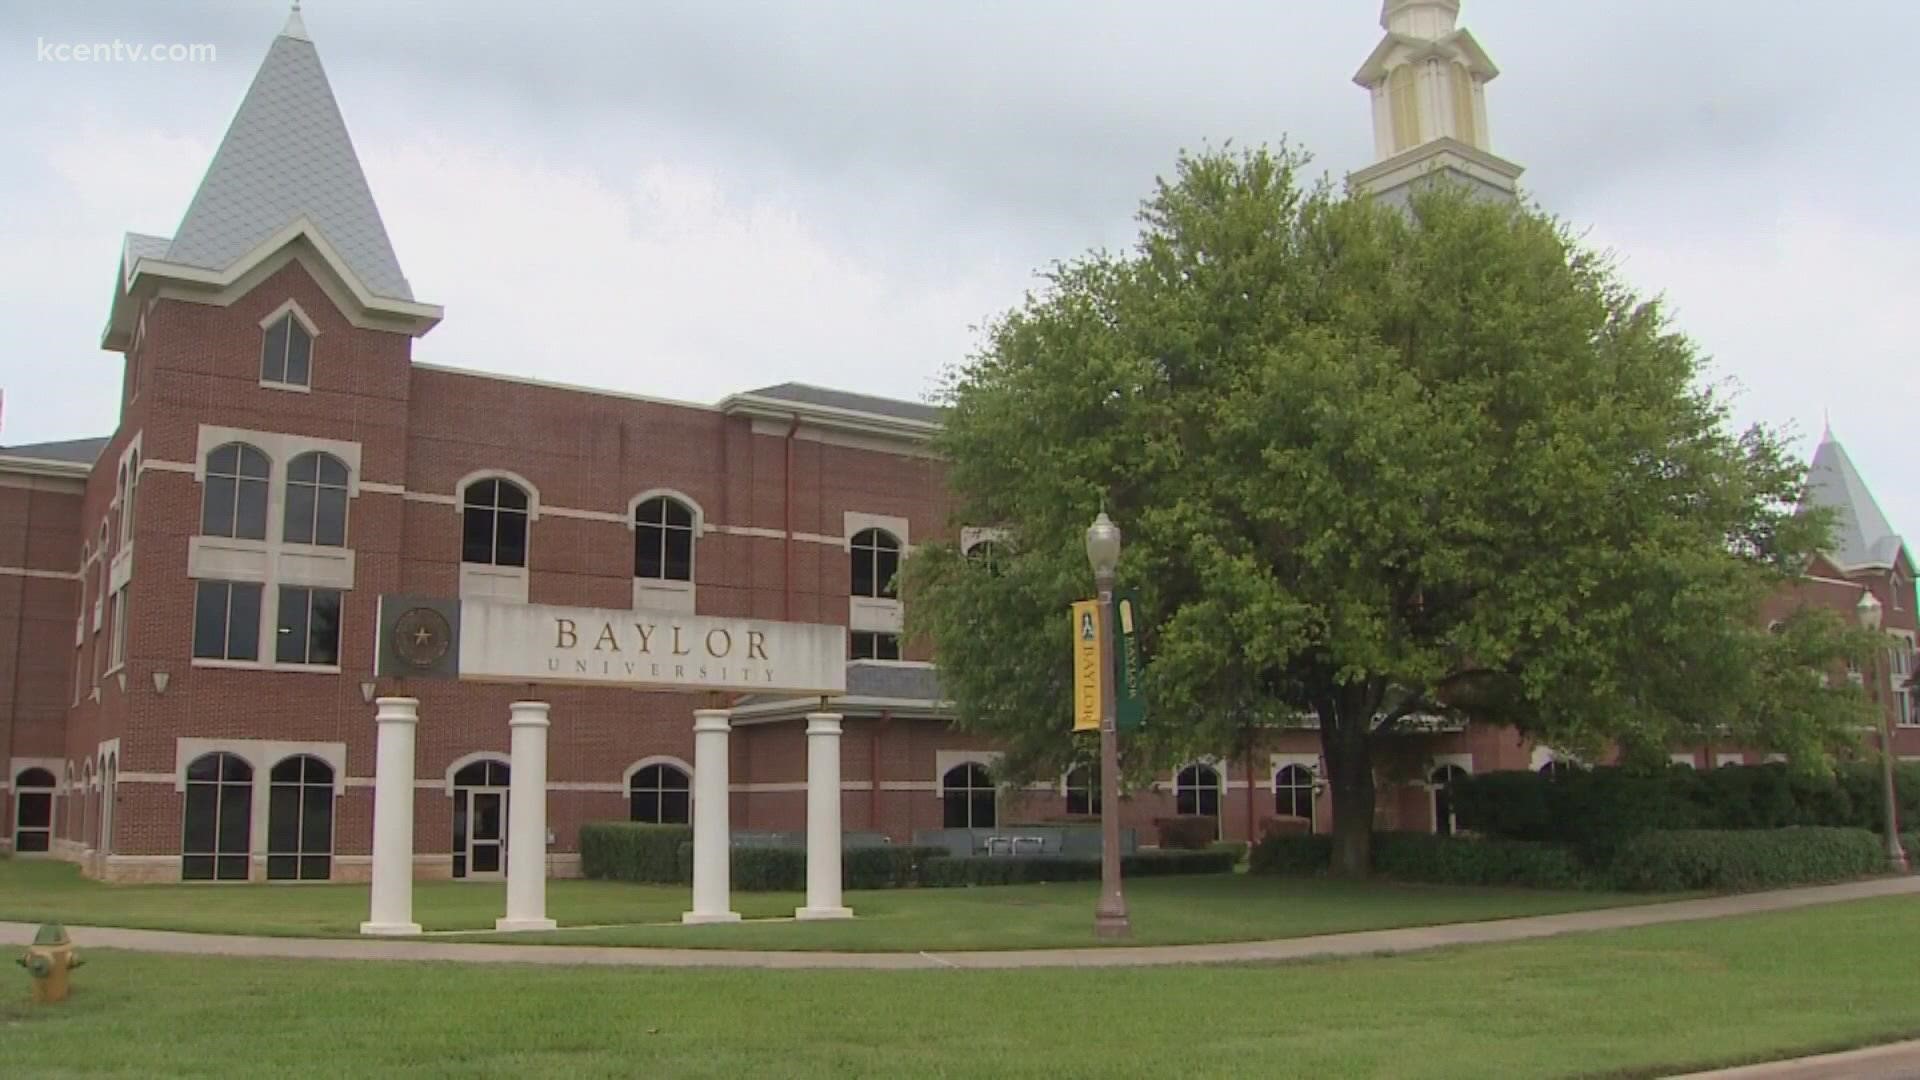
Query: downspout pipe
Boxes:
[{"xmin": 784, "ymin": 415, "xmax": 799, "ymax": 621}]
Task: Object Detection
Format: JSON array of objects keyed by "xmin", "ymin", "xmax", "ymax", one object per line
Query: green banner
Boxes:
[{"xmin": 1112, "ymin": 591, "xmax": 1146, "ymax": 731}]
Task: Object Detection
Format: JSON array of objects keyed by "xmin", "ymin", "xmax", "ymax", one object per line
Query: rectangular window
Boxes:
[
  {"xmin": 193, "ymin": 581, "xmax": 262, "ymax": 662},
  {"xmin": 276, "ymin": 586, "xmax": 342, "ymax": 666},
  {"xmin": 851, "ymin": 631, "xmax": 901, "ymax": 661}
]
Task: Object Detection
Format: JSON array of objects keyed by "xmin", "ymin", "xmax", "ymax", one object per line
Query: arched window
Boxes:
[
  {"xmin": 1175, "ymin": 764, "xmax": 1221, "ymax": 818},
  {"xmin": 942, "ymin": 763, "xmax": 996, "ymax": 829},
  {"xmin": 116, "ymin": 462, "xmax": 129, "ymax": 544},
  {"xmin": 100, "ymin": 754, "xmax": 117, "ymax": 855},
  {"xmin": 80, "ymin": 761, "xmax": 94, "ymax": 851},
  {"xmin": 966, "ymin": 540, "xmax": 1006, "ymax": 575},
  {"xmin": 183, "ymin": 752, "xmax": 253, "ymax": 881},
  {"xmin": 628, "ymin": 764, "xmax": 691, "ymax": 824},
  {"xmin": 125, "ymin": 450, "xmax": 140, "ymax": 542},
  {"xmin": 267, "ymin": 755, "xmax": 334, "ymax": 881},
  {"xmin": 202, "ymin": 442, "xmax": 270, "ymax": 540},
  {"xmin": 634, "ymin": 497, "xmax": 695, "ymax": 582},
  {"xmin": 1275, "ymin": 765, "xmax": 1316, "ymax": 826},
  {"xmin": 1430, "ymin": 764, "xmax": 1469, "ymax": 837},
  {"xmin": 12, "ymin": 767, "xmax": 56, "ymax": 854},
  {"xmin": 453, "ymin": 760, "xmax": 511, "ymax": 788},
  {"xmin": 462, "ymin": 479, "xmax": 529, "ymax": 567},
  {"xmin": 284, "ymin": 451, "xmax": 350, "ymax": 546},
  {"xmin": 261, "ymin": 310, "xmax": 313, "ymax": 387},
  {"xmin": 1064, "ymin": 763, "xmax": 1100, "ymax": 816},
  {"xmin": 851, "ymin": 528, "xmax": 901, "ymax": 599}
]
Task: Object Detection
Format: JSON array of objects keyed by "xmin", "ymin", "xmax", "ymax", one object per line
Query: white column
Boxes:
[
  {"xmin": 682, "ymin": 708, "xmax": 740, "ymax": 924},
  {"xmin": 360, "ymin": 697, "xmax": 421, "ymax": 936},
  {"xmin": 797, "ymin": 712, "xmax": 853, "ymax": 920},
  {"xmin": 495, "ymin": 701, "xmax": 557, "ymax": 932}
]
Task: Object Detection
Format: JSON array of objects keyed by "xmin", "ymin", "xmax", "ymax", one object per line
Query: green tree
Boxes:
[{"xmin": 905, "ymin": 146, "xmax": 1878, "ymax": 876}]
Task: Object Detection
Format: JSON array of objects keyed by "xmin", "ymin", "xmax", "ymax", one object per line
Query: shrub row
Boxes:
[
  {"xmin": 918, "ymin": 850, "xmax": 1237, "ymax": 888},
  {"xmin": 1369, "ymin": 833, "xmax": 1588, "ymax": 889},
  {"xmin": 1607, "ymin": 828, "xmax": 1886, "ymax": 892},
  {"xmin": 1248, "ymin": 826, "xmax": 1893, "ymax": 892},
  {"xmin": 662, "ymin": 844, "xmax": 953, "ymax": 892},
  {"xmin": 579, "ymin": 823, "xmax": 691, "ymax": 884},
  {"xmin": 1451, "ymin": 763, "xmax": 1920, "ymax": 859},
  {"xmin": 1153, "ymin": 816, "xmax": 1220, "ymax": 851}
]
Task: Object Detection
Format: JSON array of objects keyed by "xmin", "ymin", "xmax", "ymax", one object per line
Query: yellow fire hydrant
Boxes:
[{"xmin": 17, "ymin": 923, "xmax": 82, "ymax": 1003}]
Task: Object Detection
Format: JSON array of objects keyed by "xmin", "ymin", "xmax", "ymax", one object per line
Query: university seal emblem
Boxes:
[{"xmin": 392, "ymin": 606, "xmax": 452, "ymax": 669}]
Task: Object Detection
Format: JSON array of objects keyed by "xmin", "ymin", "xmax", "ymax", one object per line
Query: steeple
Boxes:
[
  {"xmin": 1801, "ymin": 430, "xmax": 1911, "ymax": 574},
  {"xmin": 1349, "ymin": 0, "xmax": 1523, "ymax": 205},
  {"xmin": 101, "ymin": 10, "xmax": 439, "ymax": 350},
  {"xmin": 162, "ymin": 9, "xmax": 414, "ymax": 300}
]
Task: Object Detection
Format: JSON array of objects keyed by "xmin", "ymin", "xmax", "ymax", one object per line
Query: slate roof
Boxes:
[
  {"xmin": 1802, "ymin": 432, "xmax": 1908, "ymax": 572},
  {"xmin": 161, "ymin": 12, "xmax": 413, "ymax": 300},
  {"xmin": 743, "ymin": 382, "xmax": 943, "ymax": 425},
  {"xmin": 0, "ymin": 437, "xmax": 110, "ymax": 464}
]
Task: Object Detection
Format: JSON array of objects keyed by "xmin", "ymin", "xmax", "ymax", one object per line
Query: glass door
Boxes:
[{"xmin": 468, "ymin": 790, "xmax": 506, "ymax": 879}]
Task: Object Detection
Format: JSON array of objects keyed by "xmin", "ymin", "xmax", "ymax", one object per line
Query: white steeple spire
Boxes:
[
  {"xmin": 1349, "ymin": 0, "xmax": 1522, "ymax": 204},
  {"xmin": 283, "ymin": 1, "xmax": 309, "ymax": 43}
]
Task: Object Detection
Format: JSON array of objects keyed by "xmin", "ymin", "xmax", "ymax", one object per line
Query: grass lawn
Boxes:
[
  {"xmin": 0, "ymin": 858, "xmax": 1666, "ymax": 951},
  {"xmin": 4, "ymin": 897, "xmax": 1918, "ymax": 1078}
]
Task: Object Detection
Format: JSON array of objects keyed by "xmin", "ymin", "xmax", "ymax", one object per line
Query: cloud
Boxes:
[{"xmin": 1, "ymin": 0, "xmax": 1916, "ymax": 543}]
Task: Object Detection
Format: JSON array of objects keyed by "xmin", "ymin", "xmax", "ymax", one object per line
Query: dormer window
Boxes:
[{"xmin": 261, "ymin": 309, "xmax": 313, "ymax": 389}]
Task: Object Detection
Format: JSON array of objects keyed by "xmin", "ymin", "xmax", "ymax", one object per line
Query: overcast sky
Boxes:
[{"xmin": 2, "ymin": 1, "xmax": 1915, "ymax": 536}]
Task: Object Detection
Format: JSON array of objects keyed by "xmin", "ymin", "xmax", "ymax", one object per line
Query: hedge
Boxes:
[
  {"xmin": 579, "ymin": 823, "xmax": 692, "ymax": 883},
  {"xmin": 1452, "ymin": 763, "xmax": 1920, "ymax": 859},
  {"xmin": 1247, "ymin": 833, "xmax": 1585, "ymax": 888},
  {"xmin": 1370, "ymin": 833, "xmax": 1587, "ymax": 889},
  {"xmin": 1606, "ymin": 827, "xmax": 1886, "ymax": 892},
  {"xmin": 1248, "ymin": 833, "xmax": 1332, "ymax": 876},
  {"xmin": 667, "ymin": 844, "xmax": 951, "ymax": 892},
  {"xmin": 918, "ymin": 850, "xmax": 1236, "ymax": 887},
  {"xmin": 1154, "ymin": 816, "xmax": 1219, "ymax": 851}
]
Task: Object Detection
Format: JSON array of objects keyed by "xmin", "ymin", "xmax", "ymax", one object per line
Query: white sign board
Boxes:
[{"xmin": 458, "ymin": 598, "xmax": 847, "ymax": 694}]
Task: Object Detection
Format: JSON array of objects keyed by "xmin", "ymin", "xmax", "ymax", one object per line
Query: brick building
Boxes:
[{"xmin": 2, "ymin": 4, "xmax": 1913, "ymax": 882}]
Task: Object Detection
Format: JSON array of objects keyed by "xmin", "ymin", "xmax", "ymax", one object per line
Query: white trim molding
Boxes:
[{"xmin": 442, "ymin": 751, "xmax": 512, "ymax": 796}]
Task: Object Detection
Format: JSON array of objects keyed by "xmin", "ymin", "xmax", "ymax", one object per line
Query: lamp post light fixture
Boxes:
[
  {"xmin": 1084, "ymin": 510, "xmax": 1131, "ymax": 939},
  {"xmin": 1855, "ymin": 590, "xmax": 1909, "ymax": 874}
]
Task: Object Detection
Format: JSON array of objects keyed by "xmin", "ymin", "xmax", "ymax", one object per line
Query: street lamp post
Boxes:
[
  {"xmin": 1855, "ymin": 591, "xmax": 1910, "ymax": 874},
  {"xmin": 1086, "ymin": 511, "xmax": 1132, "ymax": 938}
]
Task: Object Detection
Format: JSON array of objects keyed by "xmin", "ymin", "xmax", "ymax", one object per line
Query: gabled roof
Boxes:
[
  {"xmin": 1801, "ymin": 432, "xmax": 1911, "ymax": 574},
  {"xmin": 0, "ymin": 437, "xmax": 110, "ymax": 465},
  {"xmin": 163, "ymin": 13, "xmax": 413, "ymax": 301}
]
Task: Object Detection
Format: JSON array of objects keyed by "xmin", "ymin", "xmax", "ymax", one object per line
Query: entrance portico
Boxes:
[{"xmin": 363, "ymin": 595, "xmax": 849, "ymax": 935}]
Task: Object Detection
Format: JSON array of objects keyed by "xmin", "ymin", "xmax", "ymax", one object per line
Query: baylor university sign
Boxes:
[{"xmin": 375, "ymin": 595, "xmax": 848, "ymax": 695}]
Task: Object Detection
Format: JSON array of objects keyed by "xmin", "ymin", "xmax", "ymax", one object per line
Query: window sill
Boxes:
[
  {"xmin": 190, "ymin": 658, "xmax": 344, "ymax": 675},
  {"xmin": 259, "ymin": 379, "xmax": 311, "ymax": 394}
]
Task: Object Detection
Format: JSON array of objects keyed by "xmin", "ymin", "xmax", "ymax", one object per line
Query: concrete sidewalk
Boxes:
[
  {"xmin": 1672, "ymin": 1039, "xmax": 1920, "ymax": 1079},
  {"xmin": 1, "ymin": 874, "xmax": 1912, "ymax": 971}
]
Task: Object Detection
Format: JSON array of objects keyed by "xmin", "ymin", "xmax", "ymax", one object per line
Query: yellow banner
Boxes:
[{"xmin": 1072, "ymin": 600, "xmax": 1103, "ymax": 732}]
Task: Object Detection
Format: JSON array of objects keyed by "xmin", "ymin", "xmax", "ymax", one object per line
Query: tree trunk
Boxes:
[{"xmin": 1321, "ymin": 703, "xmax": 1376, "ymax": 878}]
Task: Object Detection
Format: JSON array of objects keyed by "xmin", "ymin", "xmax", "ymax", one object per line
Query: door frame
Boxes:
[{"xmin": 453, "ymin": 785, "xmax": 509, "ymax": 881}]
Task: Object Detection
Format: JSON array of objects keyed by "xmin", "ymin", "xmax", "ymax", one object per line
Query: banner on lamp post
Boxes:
[
  {"xmin": 1113, "ymin": 591, "xmax": 1145, "ymax": 732},
  {"xmin": 1071, "ymin": 599, "xmax": 1103, "ymax": 732}
]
